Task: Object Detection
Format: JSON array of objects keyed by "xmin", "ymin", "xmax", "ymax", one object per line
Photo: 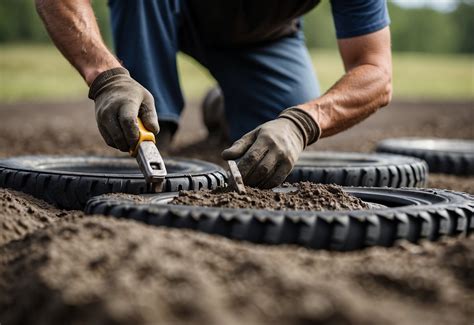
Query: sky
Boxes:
[{"xmin": 390, "ymin": 0, "xmax": 465, "ymax": 12}]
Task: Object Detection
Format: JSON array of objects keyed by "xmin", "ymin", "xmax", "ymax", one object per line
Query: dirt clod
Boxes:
[
  {"xmin": 0, "ymin": 189, "xmax": 82, "ymax": 246},
  {"xmin": 171, "ymin": 182, "xmax": 369, "ymax": 211}
]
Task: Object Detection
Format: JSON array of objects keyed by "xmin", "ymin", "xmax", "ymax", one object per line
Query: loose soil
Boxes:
[
  {"xmin": 0, "ymin": 190, "xmax": 58, "ymax": 246},
  {"xmin": 171, "ymin": 182, "xmax": 369, "ymax": 211},
  {"xmin": 428, "ymin": 174, "xmax": 474, "ymax": 194},
  {"xmin": 0, "ymin": 100, "xmax": 473, "ymax": 324},
  {"xmin": 1, "ymin": 208, "xmax": 473, "ymax": 325}
]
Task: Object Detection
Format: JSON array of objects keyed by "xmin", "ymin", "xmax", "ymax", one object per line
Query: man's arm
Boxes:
[
  {"xmin": 222, "ymin": 27, "xmax": 392, "ymax": 188},
  {"xmin": 36, "ymin": 0, "xmax": 159, "ymax": 152},
  {"xmin": 297, "ymin": 26, "xmax": 392, "ymax": 137},
  {"xmin": 35, "ymin": 0, "xmax": 120, "ymax": 85}
]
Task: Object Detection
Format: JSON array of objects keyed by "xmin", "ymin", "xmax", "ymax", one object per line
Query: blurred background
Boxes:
[{"xmin": 0, "ymin": 0, "xmax": 472, "ymax": 103}]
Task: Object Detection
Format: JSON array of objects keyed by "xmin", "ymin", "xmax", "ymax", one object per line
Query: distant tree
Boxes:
[
  {"xmin": 303, "ymin": 1, "xmax": 338, "ymax": 49},
  {"xmin": 303, "ymin": 1, "xmax": 468, "ymax": 54},
  {"xmin": 92, "ymin": 1, "xmax": 112, "ymax": 47},
  {"xmin": 388, "ymin": 2, "xmax": 459, "ymax": 53},
  {"xmin": 0, "ymin": 0, "xmax": 110, "ymax": 44},
  {"xmin": 452, "ymin": 1, "xmax": 474, "ymax": 53},
  {"xmin": 0, "ymin": 0, "xmax": 50, "ymax": 42}
]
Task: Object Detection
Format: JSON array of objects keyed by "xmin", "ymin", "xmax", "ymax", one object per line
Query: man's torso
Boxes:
[{"xmin": 185, "ymin": 0, "xmax": 321, "ymax": 47}]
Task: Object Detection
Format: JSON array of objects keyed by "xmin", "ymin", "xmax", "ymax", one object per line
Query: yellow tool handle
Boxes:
[{"xmin": 130, "ymin": 118, "xmax": 156, "ymax": 157}]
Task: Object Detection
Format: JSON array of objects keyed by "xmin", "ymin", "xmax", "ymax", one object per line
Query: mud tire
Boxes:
[
  {"xmin": 286, "ymin": 152, "xmax": 428, "ymax": 187},
  {"xmin": 0, "ymin": 156, "xmax": 226, "ymax": 210},
  {"xmin": 85, "ymin": 188, "xmax": 473, "ymax": 251},
  {"xmin": 376, "ymin": 138, "xmax": 474, "ymax": 175}
]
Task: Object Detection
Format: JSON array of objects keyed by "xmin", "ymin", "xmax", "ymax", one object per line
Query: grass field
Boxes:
[{"xmin": 1, "ymin": 44, "xmax": 473, "ymax": 103}]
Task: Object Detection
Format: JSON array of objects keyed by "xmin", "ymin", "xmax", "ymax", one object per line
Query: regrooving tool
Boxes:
[
  {"xmin": 226, "ymin": 160, "xmax": 246, "ymax": 194},
  {"xmin": 130, "ymin": 118, "xmax": 167, "ymax": 192}
]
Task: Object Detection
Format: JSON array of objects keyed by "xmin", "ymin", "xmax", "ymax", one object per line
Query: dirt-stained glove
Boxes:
[
  {"xmin": 88, "ymin": 67, "xmax": 159, "ymax": 152},
  {"xmin": 222, "ymin": 107, "xmax": 321, "ymax": 188}
]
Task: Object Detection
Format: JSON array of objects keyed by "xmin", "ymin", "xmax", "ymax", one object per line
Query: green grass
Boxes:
[
  {"xmin": 391, "ymin": 52, "xmax": 474, "ymax": 100},
  {"xmin": 1, "ymin": 44, "xmax": 473, "ymax": 103}
]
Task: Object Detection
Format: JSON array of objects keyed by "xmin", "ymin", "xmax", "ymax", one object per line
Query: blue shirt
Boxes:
[{"xmin": 330, "ymin": 0, "xmax": 391, "ymax": 38}]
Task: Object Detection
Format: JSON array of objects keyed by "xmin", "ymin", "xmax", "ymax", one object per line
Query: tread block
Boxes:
[{"xmin": 288, "ymin": 152, "xmax": 427, "ymax": 188}]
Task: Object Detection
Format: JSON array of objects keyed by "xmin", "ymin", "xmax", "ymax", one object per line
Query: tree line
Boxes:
[{"xmin": 1, "ymin": 0, "xmax": 472, "ymax": 54}]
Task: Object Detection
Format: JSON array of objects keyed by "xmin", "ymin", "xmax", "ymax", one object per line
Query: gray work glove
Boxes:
[
  {"xmin": 88, "ymin": 67, "xmax": 159, "ymax": 152},
  {"xmin": 222, "ymin": 107, "xmax": 321, "ymax": 189}
]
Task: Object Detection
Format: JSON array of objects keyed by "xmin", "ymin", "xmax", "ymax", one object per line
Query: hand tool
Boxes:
[
  {"xmin": 226, "ymin": 160, "xmax": 246, "ymax": 194},
  {"xmin": 130, "ymin": 118, "xmax": 167, "ymax": 193}
]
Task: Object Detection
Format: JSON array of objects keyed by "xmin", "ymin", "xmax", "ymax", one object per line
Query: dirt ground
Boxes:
[
  {"xmin": 0, "ymin": 100, "xmax": 473, "ymax": 324},
  {"xmin": 171, "ymin": 183, "xmax": 369, "ymax": 211}
]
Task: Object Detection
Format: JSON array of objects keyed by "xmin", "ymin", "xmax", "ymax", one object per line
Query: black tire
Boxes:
[
  {"xmin": 0, "ymin": 156, "xmax": 226, "ymax": 210},
  {"xmin": 286, "ymin": 151, "xmax": 428, "ymax": 188},
  {"xmin": 85, "ymin": 187, "xmax": 473, "ymax": 251},
  {"xmin": 376, "ymin": 138, "xmax": 474, "ymax": 175}
]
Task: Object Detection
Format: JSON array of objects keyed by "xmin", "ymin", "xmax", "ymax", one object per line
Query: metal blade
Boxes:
[
  {"xmin": 227, "ymin": 160, "xmax": 246, "ymax": 194},
  {"xmin": 136, "ymin": 141, "xmax": 167, "ymax": 192}
]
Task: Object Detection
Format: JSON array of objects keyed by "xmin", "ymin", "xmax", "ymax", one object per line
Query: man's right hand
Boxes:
[{"xmin": 88, "ymin": 68, "xmax": 159, "ymax": 152}]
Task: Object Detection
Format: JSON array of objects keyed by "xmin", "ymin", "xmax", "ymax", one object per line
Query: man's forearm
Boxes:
[
  {"xmin": 298, "ymin": 63, "xmax": 392, "ymax": 138},
  {"xmin": 36, "ymin": 0, "xmax": 121, "ymax": 85}
]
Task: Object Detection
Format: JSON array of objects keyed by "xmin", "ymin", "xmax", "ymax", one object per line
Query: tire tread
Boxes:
[
  {"xmin": 0, "ymin": 157, "xmax": 226, "ymax": 210},
  {"xmin": 85, "ymin": 188, "xmax": 473, "ymax": 251},
  {"xmin": 377, "ymin": 140, "xmax": 474, "ymax": 175}
]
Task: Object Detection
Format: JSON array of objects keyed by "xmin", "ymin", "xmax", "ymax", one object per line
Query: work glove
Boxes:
[
  {"xmin": 222, "ymin": 107, "xmax": 321, "ymax": 189},
  {"xmin": 88, "ymin": 67, "xmax": 159, "ymax": 152}
]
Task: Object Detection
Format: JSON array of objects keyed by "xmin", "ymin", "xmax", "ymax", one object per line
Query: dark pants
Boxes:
[{"xmin": 108, "ymin": 0, "xmax": 320, "ymax": 141}]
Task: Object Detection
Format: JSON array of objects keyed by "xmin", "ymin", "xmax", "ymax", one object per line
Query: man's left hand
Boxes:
[{"xmin": 222, "ymin": 108, "xmax": 320, "ymax": 189}]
